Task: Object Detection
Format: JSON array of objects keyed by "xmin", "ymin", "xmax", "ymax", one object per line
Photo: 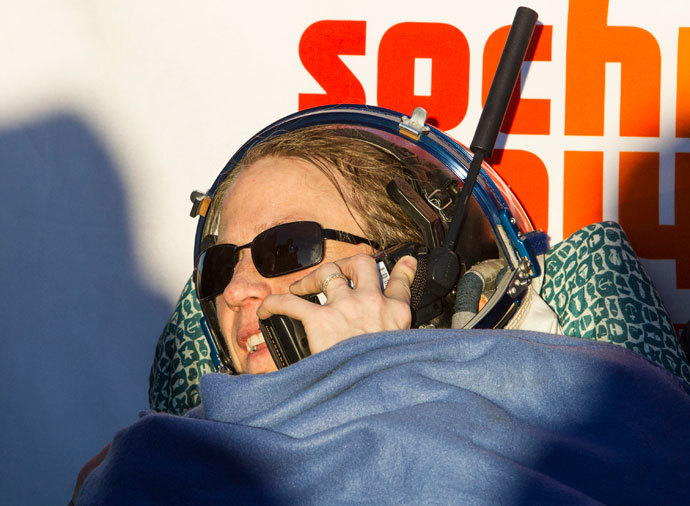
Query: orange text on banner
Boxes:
[
  {"xmin": 678, "ymin": 28, "xmax": 690, "ymax": 138},
  {"xmin": 565, "ymin": 0, "xmax": 661, "ymax": 137},
  {"xmin": 489, "ymin": 149, "xmax": 549, "ymax": 231},
  {"xmin": 563, "ymin": 151, "xmax": 604, "ymax": 238},
  {"xmin": 619, "ymin": 152, "xmax": 690, "ymax": 288}
]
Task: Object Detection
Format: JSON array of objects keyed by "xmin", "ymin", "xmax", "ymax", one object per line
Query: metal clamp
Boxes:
[
  {"xmin": 399, "ymin": 107, "xmax": 430, "ymax": 141},
  {"xmin": 190, "ymin": 190, "xmax": 211, "ymax": 217},
  {"xmin": 427, "ymin": 188, "xmax": 453, "ymax": 212},
  {"xmin": 506, "ymin": 257, "xmax": 534, "ymax": 298}
]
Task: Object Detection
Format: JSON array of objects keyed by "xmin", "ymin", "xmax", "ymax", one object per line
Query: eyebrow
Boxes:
[
  {"xmin": 252, "ymin": 215, "xmax": 310, "ymax": 235},
  {"xmin": 218, "ymin": 216, "xmax": 311, "ymax": 245}
]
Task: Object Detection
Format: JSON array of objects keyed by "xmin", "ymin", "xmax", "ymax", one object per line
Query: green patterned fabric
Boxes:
[
  {"xmin": 149, "ymin": 221, "xmax": 690, "ymax": 414},
  {"xmin": 148, "ymin": 277, "xmax": 215, "ymax": 415},
  {"xmin": 541, "ymin": 221, "xmax": 690, "ymax": 384}
]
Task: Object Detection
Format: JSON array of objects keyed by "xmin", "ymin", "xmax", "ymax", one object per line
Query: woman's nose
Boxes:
[{"xmin": 219, "ymin": 252, "xmax": 271, "ymax": 309}]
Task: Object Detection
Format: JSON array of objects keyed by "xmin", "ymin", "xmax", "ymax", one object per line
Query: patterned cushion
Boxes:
[
  {"xmin": 541, "ymin": 221, "xmax": 690, "ymax": 384},
  {"xmin": 149, "ymin": 221, "xmax": 690, "ymax": 414},
  {"xmin": 148, "ymin": 278, "xmax": 214, "ymax": 415}
]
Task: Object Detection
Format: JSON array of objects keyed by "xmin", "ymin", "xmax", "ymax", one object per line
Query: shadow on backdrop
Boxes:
[{"xmin": 0, "ymin": 112, "xmax": 171, "ymax": 504}]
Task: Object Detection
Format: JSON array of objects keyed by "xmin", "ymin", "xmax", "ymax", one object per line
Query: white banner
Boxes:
[{"xmin": 1, "ymin": 1, "xmax": 688, "ymax": 503}]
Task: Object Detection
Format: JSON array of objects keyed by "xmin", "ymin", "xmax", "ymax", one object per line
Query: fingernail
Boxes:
[{"xmin": 402, "ymin": 255, "xmax": 418, "ymax": 269}]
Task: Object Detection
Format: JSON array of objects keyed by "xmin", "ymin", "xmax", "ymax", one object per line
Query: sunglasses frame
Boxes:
[{"xmin": 195, "ymin": 220, "xmax": 378, "ymax": 301}]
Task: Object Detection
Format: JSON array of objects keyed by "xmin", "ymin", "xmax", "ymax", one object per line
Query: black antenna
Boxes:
[{"xmin": 425, "ymin": 6, "xmax": 538, "ymax": 298}]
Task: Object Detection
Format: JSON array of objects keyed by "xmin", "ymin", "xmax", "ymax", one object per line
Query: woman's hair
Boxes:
[{"xmin": 205, "ymin": 126, "xmax": 434, "ymax": 249}]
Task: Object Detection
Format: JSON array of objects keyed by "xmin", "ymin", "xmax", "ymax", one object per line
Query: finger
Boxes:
[
  {"xmin": 257, "ymin": 293, "xmax": 322, "ymax": 321},
  {"xmin": 382, "ymin": 255, "xmax": 417, "ymax": 304},
  {"xmin": 334, "ymin": 254, "xmax": 381, "ymax": 292},
  {"xmin": 290, "ymin": 263, "xmax": 349, "ymax": 297}
]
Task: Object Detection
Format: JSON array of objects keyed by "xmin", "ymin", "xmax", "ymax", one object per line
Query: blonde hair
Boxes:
[{"xmin": 205, "ymin": 127, "xmax": 432, "ymax": 249}]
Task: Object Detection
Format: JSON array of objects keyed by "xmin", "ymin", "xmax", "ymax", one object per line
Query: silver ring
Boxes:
[{"xmin": 321, "ymin": 272, "xmax": 348, "ymax": 294}]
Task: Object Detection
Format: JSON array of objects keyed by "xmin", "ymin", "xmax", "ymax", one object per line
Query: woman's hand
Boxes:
[{"xmin": 256, "ymin": 254, "xmax": 417, "ymax": 354}]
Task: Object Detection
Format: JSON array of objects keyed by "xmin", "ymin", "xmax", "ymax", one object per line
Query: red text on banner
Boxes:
[
  {"xmin": 377, "ymin": 22, "xmax": 470, "ymax": 130},
  {"xmin": 298, "ymin": 20, "xmax": 366, "ymax": 109},
  {"xmin": 482, "ymin": 25, "xmax": 552, "ymax": 135}
]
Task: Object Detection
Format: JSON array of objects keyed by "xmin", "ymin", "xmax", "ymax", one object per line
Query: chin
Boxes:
[{"xmin": 244, "ymin": 345, "xmax": 278, "ymax": 375}]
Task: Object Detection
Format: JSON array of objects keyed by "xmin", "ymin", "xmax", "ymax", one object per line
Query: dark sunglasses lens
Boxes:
[
  {"xmin": 197, "ymin": 244, "xmax": 237, "ymax": 300},
  {"xmin": 252, "ymin": 222, "xmax": 324, "ymax": 277}
]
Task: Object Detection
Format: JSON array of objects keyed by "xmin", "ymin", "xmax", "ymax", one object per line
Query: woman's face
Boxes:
[{"xmin": 215, "ymin": 156, "xmax": 374, "ymax": 374}]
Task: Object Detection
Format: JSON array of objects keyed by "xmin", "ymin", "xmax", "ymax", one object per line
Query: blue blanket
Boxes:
[{"xmin": 79, "ymin": 330, "xmax": 690, "ymax": 505}]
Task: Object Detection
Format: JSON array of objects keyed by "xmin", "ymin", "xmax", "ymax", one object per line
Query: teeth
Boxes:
[{"xmin": 246, "ymin": 333, "xmax": 265, "ymax": 353}]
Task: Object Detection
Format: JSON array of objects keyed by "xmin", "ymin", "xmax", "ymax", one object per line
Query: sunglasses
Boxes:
[{"xmin": 196, "ymin": 221, "xmax": 379, "ymax": 301}]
